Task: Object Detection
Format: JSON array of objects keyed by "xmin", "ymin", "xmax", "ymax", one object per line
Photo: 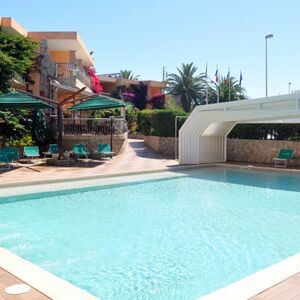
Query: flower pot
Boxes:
[
  {"xmin": 63, "ymin": 151, "xmax": 70, "ymax": 160},
  {"xmin": 52, "ymin": 153, "xmax": 59, "ymax": 160}
]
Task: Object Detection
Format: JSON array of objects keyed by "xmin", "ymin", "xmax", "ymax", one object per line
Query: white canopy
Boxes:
[{"xmin": 179, "ymin": 93, "xmax": 300, "ymax": 164}]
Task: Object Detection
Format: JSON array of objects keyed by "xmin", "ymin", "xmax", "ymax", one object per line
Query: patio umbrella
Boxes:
[
  {"xmin": 68, "ymin": 95, "xmax": 127, "ymax": 111},
  {"xmin": 0, "ymin": 91, "xmax": 55, "ymax": 109}
]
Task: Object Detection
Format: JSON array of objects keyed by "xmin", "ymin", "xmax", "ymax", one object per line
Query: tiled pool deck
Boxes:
[
  {"xmin": 0, "ymin": 139, "xmax": 178, "ymax": 186},
  {"xmin": 1, "ymin": 139, "xmax": 300, "ymax": 299}
]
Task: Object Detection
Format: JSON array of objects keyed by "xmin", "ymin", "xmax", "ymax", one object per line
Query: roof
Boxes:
[
  {"xmin": 179, "ymin": 93, "xmax": 300, "ymax": 164},
  {"xmin": 68, "ymin": 95, "xmax": 127, "ymax": 111},
  {"xmin": 0, "ymin": 91, "xmax": 55, "ymax": 109}
]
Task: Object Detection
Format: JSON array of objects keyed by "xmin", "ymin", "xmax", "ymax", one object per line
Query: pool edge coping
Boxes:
[
  {"xmin": 0, "ymin": 247, "xmax": 99, "ymax": 300},
  {"xmin": 198, "ymin": 252, "xmax": 300, "ymax": 300}
]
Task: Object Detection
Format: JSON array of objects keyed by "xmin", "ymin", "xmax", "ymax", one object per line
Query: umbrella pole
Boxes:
[{"xmin": 57, "ymin": 104, "xmax": 64, "ymax": 158}]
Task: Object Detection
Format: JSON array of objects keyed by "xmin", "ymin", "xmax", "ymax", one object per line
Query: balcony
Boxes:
[{"xmin": 54, "ymin": 63, "xmax": 92, "ymax": 90}]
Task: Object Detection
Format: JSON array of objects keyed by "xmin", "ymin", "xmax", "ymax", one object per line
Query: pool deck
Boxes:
[
  {"xmin": 250, "ymin": 272, "xmax": 300, "ymax": 300},
  {"xmin": 0, "ymin": 139, "xmax": 178, "ymax": 186},
  {"xmin": 0, "ymin": 268, "xmax": 50, "ymax": 300}
]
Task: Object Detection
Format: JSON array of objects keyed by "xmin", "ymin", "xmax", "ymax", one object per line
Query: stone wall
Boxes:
[
  {"xmin": 227, "ymin": 139, "xmax": 300, "ymax": 165},
  {"xmin": 63, "ymin": 133, "xmax": 127, "ymax": 157},
  {"xmin": 144, "ymin": 136, "xmax": 177, "ymax": 155}
]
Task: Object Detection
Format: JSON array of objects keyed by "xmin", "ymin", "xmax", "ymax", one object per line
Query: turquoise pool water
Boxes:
[{"xmin": 1, "ymin": 167, "xmax": 300, "ymax": 299}]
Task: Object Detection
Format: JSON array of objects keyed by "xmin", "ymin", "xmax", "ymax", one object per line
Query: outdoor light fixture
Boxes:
[{"xmin": 265, "ymin": 33, "xmax": 274, "ymax": 97}]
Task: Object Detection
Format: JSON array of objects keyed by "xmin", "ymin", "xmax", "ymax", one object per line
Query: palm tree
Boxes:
[
  {"xmin": 167, "ymin": 63, "xmax": 206, "ymax": 112},
  {"xmin": 218, "ymin": 76, "xmax": 246, "ymax": 102},
  {"xmin": 120, "ymin": 69, "xmax": 140, "ymax": 80}
]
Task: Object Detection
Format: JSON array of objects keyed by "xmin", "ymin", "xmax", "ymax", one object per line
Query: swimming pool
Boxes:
[{"xmin": 1, "ymin": 167, "xmax": 300, "ymax": 299}]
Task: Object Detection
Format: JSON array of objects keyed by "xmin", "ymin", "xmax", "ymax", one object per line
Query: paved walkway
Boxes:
[{"xmin": 0, "ymin": 139, "xmax": 178, "ymax": 186}]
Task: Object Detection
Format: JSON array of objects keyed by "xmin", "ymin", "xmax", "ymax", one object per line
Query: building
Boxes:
[
  {"xmin": 0, "ymin": 17, "xmax": 94, "ymax": 108},
  {"xmin": 98, "ymin": 73, "xmax": 166, "ymax": 108}
]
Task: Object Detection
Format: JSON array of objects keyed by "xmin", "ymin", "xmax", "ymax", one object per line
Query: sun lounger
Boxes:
[
  {"xmin": 2, "ymin": 147, "xmax": 20, "ymax": 165},
  {"xmin": 43, "ymin": 144, "xmax": 59, "ymax": 158},
  {"xmin": 273, "ymin": 148, "xmax": 294, "ymax": 168},
  {"xmin": 0, "ymin": 149, "xmax": 10, "ymax": 170},
  {"xmin": 23, "ymin": 146, "xmax": 40, "ymax": 161},
  {"xmin": 98, "ymin": 144, "xmax": 114, "ymax": 159},
  {"xmin": 72, "ymin": 144, "xmax": 89, "ymax": 159}
]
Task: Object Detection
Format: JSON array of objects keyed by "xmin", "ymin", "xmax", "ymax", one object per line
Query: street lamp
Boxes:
[
  {"xmin": 288, "ymin": 82, "xmax": 292, "ymax": 94},
  {"xmin": 265, "ymin": 34, "xmax": 274, "ymax": 97}
]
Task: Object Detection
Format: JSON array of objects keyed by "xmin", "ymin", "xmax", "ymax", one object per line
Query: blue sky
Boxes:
[{"xmin": 1, "ymin": 0, "xmax": 299, "ymax": 98}]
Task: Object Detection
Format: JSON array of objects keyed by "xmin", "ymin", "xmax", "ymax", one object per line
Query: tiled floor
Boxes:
[
  {"xmin": 0, "ymin": 268, "xmax": 49, "ymax": 300},
  {"xmin": 0, "ymin": 139, "xmax": 179, "ymax": 186},
  {"xmin": 249, "ymin": 272, "xmax": 300, "ymax": 300}
]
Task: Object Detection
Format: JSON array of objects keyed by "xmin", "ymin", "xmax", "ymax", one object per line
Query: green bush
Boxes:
[
  {"xmin": 137, "ymin": 109, "xmax": 189, "ymax": 137},
  {"xmin": 126, "ymin": 105, "xmax": 139, "ymax": 133}
]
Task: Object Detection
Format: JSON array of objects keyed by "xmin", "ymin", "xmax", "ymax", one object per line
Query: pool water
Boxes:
[{"xmin": 1, "ymin": 167, "xmax": 300, "ymax": 300}]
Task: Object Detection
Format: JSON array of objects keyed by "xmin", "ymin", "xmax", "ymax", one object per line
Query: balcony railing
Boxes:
[
  {"xmin": 55, "ymin": 63, "xmax": 91, "ymax": 89},
  {"xmin": 63, "ymin": 118, "xmax": 128, "ymax": 136}
]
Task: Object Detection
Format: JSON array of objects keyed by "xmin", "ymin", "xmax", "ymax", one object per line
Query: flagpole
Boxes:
[
  {"xmin": 205, "ymin": 61, "xmax": 208, "ymax": 105},
  {"xmin": 228, "ymin": 67, "xmax": 231, "ymax": 101},
  {"xmin": 216, "ymin": 65, "xmax": 219, "ymax": 103}
]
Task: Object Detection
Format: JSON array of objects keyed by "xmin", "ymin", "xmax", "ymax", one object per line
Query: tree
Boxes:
[
  {"xmin": 132, "ymin": 82, "xmax": 148, "ymax": 109},
  {"xmin": 218, "ymin": 76, "xmax": 246, "ymax": 102},
  {"xmin": 167, "ymin": 63, "xmax": 206, "ymax": 112},
  {"xmin": 0, "ymin": 31, "xmax": 38, "ymax": 92},
  {"xmin": 120, "ymin": 69, "xmax": 140, "ymax": 80}
]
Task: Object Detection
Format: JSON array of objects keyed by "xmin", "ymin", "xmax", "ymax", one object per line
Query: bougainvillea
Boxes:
[
  {"xmin": 149, "ymin": 93, "xmax": 166, "ymax": 109},
  {"xmin": 87, "ymin": 66, "xmax": 103, "ymax": 94}
]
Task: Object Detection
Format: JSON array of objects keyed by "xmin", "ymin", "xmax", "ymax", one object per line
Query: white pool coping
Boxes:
[
  {"xmin": 0, "ymin": 247, "xmax": 98, "ymax": 300},
  {"xmin": 198, "ymin": 252, "xmax": 300, "ymax": 300},
  {"xmin": 1, "ymin": 164, "xmax": 300, "ymax": 300}
]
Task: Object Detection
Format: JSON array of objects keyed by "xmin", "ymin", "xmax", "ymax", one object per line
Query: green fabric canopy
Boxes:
[
  {"xmin": 68, "ymin": 95, "xmax": 127, "ymax": 111},
  {"xmin": 0, "ymin": 91, "xmax": 55, "ymax": 109}
]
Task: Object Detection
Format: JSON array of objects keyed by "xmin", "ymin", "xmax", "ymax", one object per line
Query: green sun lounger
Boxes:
[
  {"xmin": 72, "ymin": 144, "xmax": 89, "ymax": 159},
  {"xmin": 273, "ymin": 149, "xmax": 294, "ymax": 168},
  {"xmin": 43, "ymin": 144, "xmax": 59, "ymax": 158},
  {"xmin": 0, "ymin": 149, "xmax": 10, "ymax": 170},
  {"xmin": 23, "ymin": 146, "xmax": 40, "ymax": 160},
  {"xmin": 2, "ymin": 147, "xmax": 20, "ymax": 163},
  {"xmin": 98, "ymin": 144, "xmax": 114, "ymax": 159}
]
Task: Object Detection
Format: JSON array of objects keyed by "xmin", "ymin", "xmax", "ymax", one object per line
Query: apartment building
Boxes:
[{"xmin": 0, "ymin": 17, "xmax": 94, "ymax": 106}]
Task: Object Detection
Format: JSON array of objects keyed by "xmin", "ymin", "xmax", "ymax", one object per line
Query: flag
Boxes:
[
  {"xmin": 239, "ymin": 71, "xmax": 243, "ymax": 86},
  {"xmin": 224, "ymin": 68, "xmax": 230, "ymax": 85},
  {"xmin": 205, "ymin": 62, "xmax": 208, "ymax": 77},
  {"xmin": 215, "ymin": 67, "xmax": 219, "ymax": 83}
]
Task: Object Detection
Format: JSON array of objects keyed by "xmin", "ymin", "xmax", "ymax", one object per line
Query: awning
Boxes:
[
  {"xmin": 0, "ymin": 91, "xmax": 55, "ymax": 109},
  {"xmin": 68, "ymin": 95, "xmax": 127, "ymax": 111}
]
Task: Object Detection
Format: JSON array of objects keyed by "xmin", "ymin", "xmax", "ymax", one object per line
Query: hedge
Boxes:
[{"xmin": 137, "ymin": 109, "xmax": 189, "ymax": 137}]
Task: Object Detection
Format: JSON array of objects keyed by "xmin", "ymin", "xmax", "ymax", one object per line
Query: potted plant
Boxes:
[
  {"xmin": 52, "ymin": 153, "xmax": 59, "ymax": 160},
  {"xmin": 63, "ymin": 150, "xmax": 70, "ymax": 160}
]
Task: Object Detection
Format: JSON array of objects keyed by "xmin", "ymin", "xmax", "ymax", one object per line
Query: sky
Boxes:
[{"xmin": 1, "ymin": 0, "xmax": 299, "ymax": 98}]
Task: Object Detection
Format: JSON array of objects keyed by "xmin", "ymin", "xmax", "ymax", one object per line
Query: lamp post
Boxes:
[
  {"xmin": 265, "ymin": 34, "xmax": 274, "ymax": 97},
  {"xmin": 288, "ymin": 82, "xmax": 292, "ymax": 94}
]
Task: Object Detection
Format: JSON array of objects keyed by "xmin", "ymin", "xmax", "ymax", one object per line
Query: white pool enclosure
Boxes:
[{"xmin": 179, "ymin": 93, "xmax": 300, "ymax": 164}]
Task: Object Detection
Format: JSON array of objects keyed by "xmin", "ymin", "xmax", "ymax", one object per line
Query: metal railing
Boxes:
[
  {"xmin": 63, "ymin": 118, "xmax": 127, "ymax": 136},
  {"xmin": 55, "ymin": 63, "xmax": 91, "ymax": 88}
]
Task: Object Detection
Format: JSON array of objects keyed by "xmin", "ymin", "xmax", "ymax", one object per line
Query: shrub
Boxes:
[
  {"xmin": 126, "ymin": 105, "xmax": 139, "ymax": 133},
  {"xmin": 137, "ymin": 109, "xmax": 189, "ymax": 137}
]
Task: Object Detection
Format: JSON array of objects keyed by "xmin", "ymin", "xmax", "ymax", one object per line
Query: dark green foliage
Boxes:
[
  {"xmin": 126, "ymin": 106, "xmax": 139, "ymax": 132},
  {"xmin": 137, "ymin": 109, "xmax": 189, "ymax": 137},
  {"xmin": 31, "ymin": 109, "xmax": 47, "ymax": 144},
  {"xmin": 0, "ymin": 110, "xmax": 32, "ymax": 145},
  {"xmin": 229, "ymin": 124, "xmax": 300, "ymax": 140},
  {"xmin": 0, "ymin": 31, "xmax": 38, "ymax": 92},
  {"xmin": 89, "ymin": 109, "xmax": 121, "ymax": 118}
]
